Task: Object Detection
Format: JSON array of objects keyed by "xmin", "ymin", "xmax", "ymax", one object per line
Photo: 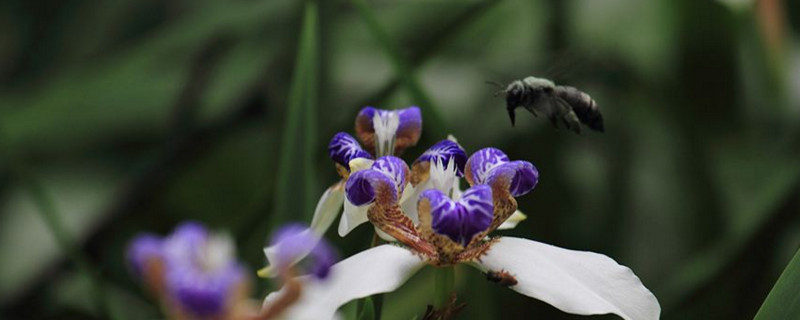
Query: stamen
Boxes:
[
  {"xmin": 429, "ymin": 158, "xmax": 458, "ymax": 197},
  {"xmin": 372, "ymin": 111, "xmax": 400, "ymax": 157}
]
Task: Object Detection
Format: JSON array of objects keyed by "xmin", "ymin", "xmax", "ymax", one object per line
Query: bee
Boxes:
[
  {"xmin": 485, "ymin": 269, "xmax": 518, "ymax": 286},
  {"xmin": 491, "ymin": 76, "xmax": 604, "ymax": 133}
]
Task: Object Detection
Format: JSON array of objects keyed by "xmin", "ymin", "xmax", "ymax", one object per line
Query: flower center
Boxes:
[
  {"xmin": 428, "ymin": 158, "xmax": 457, "ymax": 197},
  {"xmin": 198, "ymin": 234, "xmax": 235, "ymax": 272},
  {"xmin": 372, "ymin": 111, "xmax": 400, "ymax": 157}
]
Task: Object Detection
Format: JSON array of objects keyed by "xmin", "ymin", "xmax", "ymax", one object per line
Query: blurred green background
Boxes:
[{"xmin": 1, "ymin": 0, "xmax": 799, "ymax": 319}]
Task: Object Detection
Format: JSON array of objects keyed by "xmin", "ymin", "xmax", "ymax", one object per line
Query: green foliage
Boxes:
[{"xmin": 754, "ymin": 249, "xmax": 800, "ymax": 320}]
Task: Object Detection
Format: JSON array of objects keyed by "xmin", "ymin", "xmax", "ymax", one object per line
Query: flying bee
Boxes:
[
  {"xmin": 485, "ymin": 269, "xmax": 518, "ymax": 287},
  {"xmin": 491, "ymin": 76, "xmax": 604, "ymax": 133}
]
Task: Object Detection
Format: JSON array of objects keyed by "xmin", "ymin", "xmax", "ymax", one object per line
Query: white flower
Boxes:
[{"xmin": 267, "ymin": 237, "xmax": 660, "ymax": 320}]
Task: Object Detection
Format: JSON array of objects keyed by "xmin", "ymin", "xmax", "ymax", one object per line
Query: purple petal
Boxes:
[
  {"xmin": 162, "ymin": 222, "xmax": 208, "ymax": 267},
  {"xmin": 126, "ymin": 234, "xmax": 163, "ymax": 276},
  {"xmin": 345, "ymin": 169, "xmax": 398, "ymax": 206},
  {"xmin": 328, "ymin": 132, "xmax": 372, "ymax": 169},
  {"xmin": 269, "ymin": 223, "xmax": 317, "ymax": 269},
  {"xmin": 465, "ymin": 148, "xmax": 510, "ymax": 185},
  {"xmin": 167, "ymin": 263, "xmax": 245, "ymax": 317},
  {"xmin": 355, "ymin": 107, "xmax": 380, "ymax": 151},
  {"xmin": 269, "ymin": 223, "xmax": 339, "ymax": 279},
  {"xmin": 310, "ymin": 240, "xmax": 338, "ymax": 279},
  {"xmin": 354, "ymin": 106, "xmax": 422, "ymax": 155},
  {"xmin": 414, "ymin": 140, "xmax": 467, "ymax": 176},
  {"xmin": 395, "ymin": 106, "xmax": 422, "ymax": 151},
  {"xmin": 421, "ymin": 185, "xmax": 493, "ymax": 246},
  {"xmin": 371, "ymin": 156, "xmax": 409, "ymax": 194},
  {"xmin": 486, "ymin": 161, "xmax": 539, "ymax": 197}
]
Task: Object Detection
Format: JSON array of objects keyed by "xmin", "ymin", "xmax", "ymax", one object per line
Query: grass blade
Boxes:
[
  {"xmin": 271, "ymin": 2, "xmax": 320, "ymax": 227},
  {"xmin": 754, "ymin": 249, "xmax": 800, "ymax": 320}
]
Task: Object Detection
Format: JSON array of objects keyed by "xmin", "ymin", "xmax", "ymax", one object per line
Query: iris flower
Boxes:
[
  {"xmin": 127, "ymin": 222, "xmax": 251, "ymax": 319},
  {"xmin": 261, "ymin": 106, "xmax": 524, "ymax": 276},
  {"xmin": 266, "ymin": 148, "xmax": 660, "ymax": 320}
]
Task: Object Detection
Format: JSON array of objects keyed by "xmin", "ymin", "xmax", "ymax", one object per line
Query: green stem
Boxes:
[{"xmin": 434, "ymin": 267, "xmax": 455, "ymax": 308}]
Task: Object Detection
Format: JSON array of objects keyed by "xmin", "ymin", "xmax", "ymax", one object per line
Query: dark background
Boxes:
[{"xmin": 1, "ymin": 0, "xmax": 799, "ymax": 319}]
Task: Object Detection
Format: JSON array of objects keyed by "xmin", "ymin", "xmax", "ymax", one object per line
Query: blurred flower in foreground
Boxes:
[
  {"xmin": 260, "ymin": 223, "xmax": 338, "ymax": 319},
  {"xmin": 266, "ymin": 148, "xmax": 660, "ymax": 320},
  {"xmin": 127, "ymin": 222, "xmax": 254, "ymax": 320}
]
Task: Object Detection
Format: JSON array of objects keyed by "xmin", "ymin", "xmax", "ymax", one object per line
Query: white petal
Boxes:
[
  {"xmin": 472, "ymin": 237, "xmax": 660, "ymax": 320},
  {"xmin": 338, "ymin": 198, "xmax": 369, "ymax": 237},
  {"xmin": 374, "ymin": 226, "xmax": 396, "ymax": 241},
  {"xmin": 310, "ymin": 183, "xmax": 346, "ymax": 235},
  {"xmin": 451, "ymin": 178, "xmax": 462, "ymax": 200},
  {"xmin": 348, "ymin": 158, "xmax": 374, "ymax": 173},
  {"xmin": 400, "ymin": 181, "xmax": 426, "ymax": 224},
  {"xmin": 262, "ymin": 229, "xmax": 320, "ymax": 277},
  {"xmin": 496, "ymin": 210, "xmax": 527, "ymax": 230},
  {"xmin": 264, "ymin": 245, "xmax": 426, "ymax": 320},
  {"xmin": 260, "ymin": 184, "xmax": 344, "ymax": 277}
]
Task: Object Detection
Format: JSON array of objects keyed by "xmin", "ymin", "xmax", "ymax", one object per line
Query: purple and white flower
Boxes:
[
  {"xmin": 263, "ymin": 107, "xmax": 427, "ymax": 275},
  {"xmin": 127, "ymin": 222, "xmax": 249, "ymax": 319},
  {"xmin": 266, "ymin": 148, "xmax": 660, "ymax": 320},
  {"xmin": 261, "ymin": 223, "xmax": 338, "ymax": 280}
]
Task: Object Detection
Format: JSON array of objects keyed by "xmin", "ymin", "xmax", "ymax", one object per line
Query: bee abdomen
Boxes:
[{"xmin": 555, "ymin": 86, "xmax": 604, "ymax": 132}]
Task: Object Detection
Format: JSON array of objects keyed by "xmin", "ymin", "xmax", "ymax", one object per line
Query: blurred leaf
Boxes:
[
  {"xmin": 0, "ymin": 0, "xmax": 290, "ymax": 156},
  {"xmin": 52, "ymin": 272, "xmax": 158, "ymax": 320},
  {"xmin": 753, "ymin": 248, "xmax": 800, "ymax": 320},
  {"xmin": 0, "ymin": 165, "xmax": 123, "ymax": 303},
  {"xmin": 271, "ymin": 1, "xmax": 319, "ymax": 227},
  {"xmin": 351, "ymin": 0, "xmax": 448, "ymax": 138},
  {"xmin": 659, "ymin": 140, "xmax": 800, "ymax": 310},
  {"xmin": 162, "ymin": 124, "xmax": 276, "ymax": 231}
]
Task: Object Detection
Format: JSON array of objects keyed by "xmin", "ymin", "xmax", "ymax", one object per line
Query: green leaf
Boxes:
[
  {"xmin": 270, "ymin": 1, "xmax": 320, "ymax": 227},
  {"xmin": 754, "ymin": 249, "xmax": 800, "ymax": 320}
]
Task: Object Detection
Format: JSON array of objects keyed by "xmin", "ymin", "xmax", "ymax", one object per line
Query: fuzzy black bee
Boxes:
[
  {"xmin": 485, "ymin": 269, "xmax": 518, "ymax": 287},
  {"xmin": 493, "ymin": 76, "xmax": 604, "ymax": 133}
]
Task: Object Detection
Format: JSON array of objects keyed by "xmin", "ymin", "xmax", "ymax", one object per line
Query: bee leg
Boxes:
[{"xmin": 507, "ymin": 108, "xmax": 516, "ymax": 126}]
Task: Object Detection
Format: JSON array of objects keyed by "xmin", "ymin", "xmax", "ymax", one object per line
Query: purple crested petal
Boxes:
[
  {"xmin": 328, "ymin": 132, "xmax": 372, "ymax": 169},
  {"xmin": 421, "ymin": 185, "xmax": 493, "ymax": 246},
  {"xmin": 414, "ymin": 140, "xmax": 467, "ymax": 176},
  {"xmin": 371, "ymin": 156, "xmax": 409, "ymax": 194},
  {"xmin": 345, "ymin": 169, "xmax": 398, "ymax": 206},
  {"xmin": 354, "ymin": 106, "xmax": 379, "ymax": 150},
  {"xmin": 465, "ymin": 148, "xmax": 510, "ymax": 185},
  {"xmin": 167, "ymin": 262, "xmax": 245, "ymax": 317},
  {"xmin": 126, "ymin": 233, "xmax": 163, "ymax": 276},
  {"xmin": 395, "ymin": 106, "xmax": 422, "ymax": 150},
  {"xmin": 487, "ymin": 160, "xmax": 540, "ymax": 197}
]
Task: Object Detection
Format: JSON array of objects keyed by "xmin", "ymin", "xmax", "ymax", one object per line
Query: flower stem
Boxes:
[{"xmin": 434, "ymin": 266, "xmax": 455, "ymax": 308}]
